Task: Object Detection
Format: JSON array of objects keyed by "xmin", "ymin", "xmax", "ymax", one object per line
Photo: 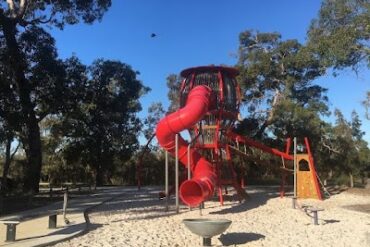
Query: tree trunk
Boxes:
[
  {"xmin": 94, "ymin": 139, "xmax": 104, "ymax": 187},
  {"xmin": 255, "ymin": 89, "xmax": 281, "ymax": 139},
  {"xmin": 349, "ymin": 172, "xmax": 354, "ymax": 188},
  {"xmin": 95, "ymin": 164, "xmax": 104, "ymax": 187},
  {"xmin": 0, "ymin": 16, "xmax": 42, "ymax": 193},
  {"xmin": 1, "ymin": 136, "xmax": 12, "ymax": 194}
]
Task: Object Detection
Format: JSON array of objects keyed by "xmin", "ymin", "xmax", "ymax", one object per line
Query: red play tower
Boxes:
[
  {"xmin": 155, "ymin": 65, "xmax": 322, "ymax": 207},
  {"xmin": 156, "ymin": 66, "xmax": 247, "ymax": 206}
]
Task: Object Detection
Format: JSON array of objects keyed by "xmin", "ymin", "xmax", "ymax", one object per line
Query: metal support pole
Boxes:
[
  {"xmin": 187, "ymin": 144, "xmax": 191, "ymax": 210},
  {"xmin": 5, "ymin": 224, "xmax": 17, "ymax": 242},
  {"xmin": 165, "ymin": 151, "xmax": 169, "ymax": 212},
  {"xmin": 203, "ymin": 237, "xmax": 212, "ymax": 246},
  {"xmin": 187, "ymin": 144, "xmax": 191, "ymax": 180},
  {"xmin": 313, "ymin": 211, "xmax": 319, "ymax": 225},
  {"xmin": 293, "ymin": 137, "xmax": 297, "ymax": 198},
  {"xmin": 175, "ymin": 134, "xmax": 179, "ymax": 213},
  {"xmin": 292, "ymin": 196, "xmax": 297, "ymax": 209}
]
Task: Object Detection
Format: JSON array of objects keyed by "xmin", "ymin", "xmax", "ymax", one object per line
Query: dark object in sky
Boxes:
[{"xmin": 151, "ymin": 33, "xmax": 157, "ymax": 38}]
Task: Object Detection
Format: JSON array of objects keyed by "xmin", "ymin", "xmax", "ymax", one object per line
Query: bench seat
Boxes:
[{"xmin": 0, "ymin": 210, "xmax": 62, "ymax": 242}]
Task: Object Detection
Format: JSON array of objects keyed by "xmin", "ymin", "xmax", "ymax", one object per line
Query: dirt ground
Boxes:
[{"xmin": 346, "ymin": 187, "xmax": 370, "ymax": 196}]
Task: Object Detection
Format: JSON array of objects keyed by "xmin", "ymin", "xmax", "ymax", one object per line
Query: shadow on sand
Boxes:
[
  {"xmin": 89, "ymin": 188, "xmax": 184, "ymax": 221},
  {"xmin": 219, "ymin": 232, "xmax": 265, "ymax": 246},
  {"xmin": 90, "ymin": 186, "xmax": 289, "ymax": 221},
  {"xmin": 14, "ymin": 223, "xmax": 103, "ymax": 242},
  {"xmin": 210, "ymin": 188, "xmax": 282, "ymax": 215}
]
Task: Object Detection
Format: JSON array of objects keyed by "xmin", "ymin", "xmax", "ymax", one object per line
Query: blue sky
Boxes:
[{"xmin": 50, "ymin": 0, "xmax": 370, "ymax": 143}]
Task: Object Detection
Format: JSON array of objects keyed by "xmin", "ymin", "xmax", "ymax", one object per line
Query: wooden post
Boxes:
[
  {"xmin": 63, "ymin": 189, "xmax": 69, "ymax": 224},
  {"xmin": 293, "ymin": 137, "xmax": 297, "ymax": 198},
  {"xmin": 48, "ymin": 214, "xmax": 57, "ymax": 229}
]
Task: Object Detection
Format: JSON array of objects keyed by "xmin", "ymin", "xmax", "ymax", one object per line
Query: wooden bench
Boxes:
[
  {"xmin": 61, "ymin": 182, "xmax": 92, "ymax": 192},
  {"xmin": 0, "ymin": 210, "xmax": 62, "ymax": 242}
]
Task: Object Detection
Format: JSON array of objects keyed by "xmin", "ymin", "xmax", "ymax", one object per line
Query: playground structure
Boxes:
[{"xmin": 149, "ymin": 66, "xmax": 322, "ymax": 207}]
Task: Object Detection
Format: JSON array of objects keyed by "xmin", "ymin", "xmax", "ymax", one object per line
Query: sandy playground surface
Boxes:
[{"xmin": 54, "ymin": 186, "xmax": 370, "ymax": 247}]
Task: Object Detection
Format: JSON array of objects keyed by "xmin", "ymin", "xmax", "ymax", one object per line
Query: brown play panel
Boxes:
[{"xmin": 296, "ymin": 154, "xmax": 321, "ymax": 199}]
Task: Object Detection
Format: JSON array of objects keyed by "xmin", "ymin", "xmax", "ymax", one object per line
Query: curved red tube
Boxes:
[{"xmin": 156, "ymin": 85, "xmax": 216, "ymax": 207}]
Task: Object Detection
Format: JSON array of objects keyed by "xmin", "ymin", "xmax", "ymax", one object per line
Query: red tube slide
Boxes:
[{"xmin": 156, "ymin": 85, "xmax": 216, "ymax": 207}]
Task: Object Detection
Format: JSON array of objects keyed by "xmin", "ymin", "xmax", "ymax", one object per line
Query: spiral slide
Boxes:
[{"xmin": 155, "ymin": 85, "xmax": 216, "ymax": 207}]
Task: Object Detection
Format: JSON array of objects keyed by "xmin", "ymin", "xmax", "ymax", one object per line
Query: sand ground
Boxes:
[{"xmin": 53, "ymin": 186, "xmax": 370, "ymax": 247}]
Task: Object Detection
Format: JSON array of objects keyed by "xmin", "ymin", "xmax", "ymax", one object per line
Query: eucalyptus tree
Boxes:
[
  {"xmin": 363, "ymin": 92, "xmax": 370, "ymax": 120},
  {"xmin": 166, "ymin": 74, "xmax": 181, "ymax": 113},
  {"xmin": 0, "ymin": 33, "xmax": 22, "ymax": 193},
  {"xmin": 0, "ymin": 0, "xmax": 112, "ymax": 192},
  {"xmin": 307, "ymin": 0, "xmax": 370, "ymax": 70},
  {"xmin": 308, "ymin": 0, "xmax": 370, "ymax": 122},
  {"xmin": 236, "ymin": 30, "xmax": 328, "ymax": 144},
  {"xmin": 55, "ymin": 59, "xmax": 149, "ymax": 187},
  {"xmin": 307, "ymin": 0, "xmax": 370, "ymax": 183},
  {"xmin": 329, "ymin": 110, "xmax": 369, "ymax": 186}
]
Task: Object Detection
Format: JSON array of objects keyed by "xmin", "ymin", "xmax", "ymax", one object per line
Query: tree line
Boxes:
[{"xmin": 0, "ymin": 0, "xmax": 369, "ymax": 196}]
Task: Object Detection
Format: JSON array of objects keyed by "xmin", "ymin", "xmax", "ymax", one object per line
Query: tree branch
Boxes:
[
  {"xmin": 6, "ymin": 0, "xmax": 16, "ymax": 18},
  {"xmin": 16, "ymin": 0, "xmax": 28, "ymax": 20},
  {"xmin": 321, "ymin": 141, "xmax": 340, "ymax": 154},
  {"xmin": 19, "ymin": 11, "xmax": 56, "ymax": 27},
  {"xmin": 10, "ymin": 141, "xmax": 20, "ymax": 161}
]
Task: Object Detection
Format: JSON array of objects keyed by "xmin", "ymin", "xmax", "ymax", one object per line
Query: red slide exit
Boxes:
[{"xmin": 156, "ymin": 85, "xmax": 216, "ymax": 207}]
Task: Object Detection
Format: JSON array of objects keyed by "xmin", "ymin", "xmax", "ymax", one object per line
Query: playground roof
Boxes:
[{"xmin": 180, "ymin": 66, "xmax": 239, "ymax": 78}]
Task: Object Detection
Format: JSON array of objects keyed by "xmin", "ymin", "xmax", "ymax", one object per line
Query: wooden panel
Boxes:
[{"xmin": 296, "ymin": 154, "xmax": 320, "ymax": 199}]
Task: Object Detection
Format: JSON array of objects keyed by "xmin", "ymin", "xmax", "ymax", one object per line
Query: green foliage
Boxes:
[
  {"xmin": 235, "ymin": 28, "xmax": 370, "ymax": 185},
  {"xmin": 306, "ymin": 0, "xmax": 370, "ymax": 185},
  {"xmin": 236, "ymin": 30, "xmax": 328, "ymax": 142},
  {"xmin": 307, "ymin": 0, "xmax": 370, "ymax": 70},
  {"xmin": 1, "ymin": 0, "xmax": 112, "ymax": 29},
  {"xmin": 143, "ymin": 102, "xmax": 165, "ymax": 141},
  {"xmin": 166, "ymin": 74, "xmax": 181, "ymax": 113},
  {"xmin": 51, "ymin": 58, "xmax": 149, "ymax": 186},
  {"xmin": 0, "ymin": 0, "xmax": 113, "ymax": 192},
  {"xmin": 362, "ymin": 91, "xmax": 370, "ymax": 120},
  {"xmin": 314, "ymin": 109, "xmax": 369, "ymax": 186}
]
